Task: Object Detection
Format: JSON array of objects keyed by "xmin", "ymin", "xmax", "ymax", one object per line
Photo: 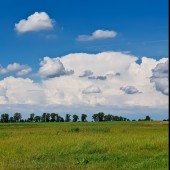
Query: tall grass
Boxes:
[{"xmin": 0, "ymin": 121, "xmax": 168, "ymax": 170}]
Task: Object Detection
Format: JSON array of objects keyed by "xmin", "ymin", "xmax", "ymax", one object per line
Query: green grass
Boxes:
[{"xmin": 0, "ymin": 121, "xmax": 168, "ymax": 170}]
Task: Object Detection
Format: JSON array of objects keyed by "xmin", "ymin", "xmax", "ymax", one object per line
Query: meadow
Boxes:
[{"xmin": 0, "ymin": 121, "xmax": 168, "ymax": 170}]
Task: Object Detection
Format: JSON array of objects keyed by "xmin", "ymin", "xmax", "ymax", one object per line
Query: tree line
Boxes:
[{"xmin": 0, "ymin": 112, "xmax": 153, "ymax": 123}]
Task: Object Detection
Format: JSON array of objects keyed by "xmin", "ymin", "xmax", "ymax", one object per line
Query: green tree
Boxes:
[
  {"xmin": 98, "ymin": 112, "xmax": 105, "ymax": 121},
  {"xmin": 123, "ymin": 118, "xmax": 127, "ymax": 121},
  {"xmin": 46, "ymin": 113, "xmax": 51, "ymax": 122},
  {"xmin": 9, "ymin": 117, "xmax": 14, "ymax": 123},
  {"xmin": 81, "ymin": 114, "xmax": 87, "ymax": 122},
  {"xmin": 13, "ymin": 113, "xmax": 22, "ymax": 122},
  {"xmin": 145, "ymin": 115, "xmax": 151, "ymax": 121},
  {"xmin": 55, "ymin": 114, "xmax": 59, "ymax": 122},
  {"xmin": 34, "ymin": 116, "xmax": 41, "ymax": 122},
  {"xmin": 1, "ymin": 113, "xmax": 9, "ymax": 123},
  {"xmin": 72, "ymin": 115, "xmax": 79, "ymax": 122},
  {"xmin": 59, "ymin": 116, "xmax": 64, "ymax": 122},
  {"xmin": 119, "ymin": 116, "xmax": 124, "ymax": 121},
  {"xmin": 65, "ymin": 114, "xmax": 71, "ymax": 122},
  {"xmin": 41, "ymin": 113, "xmax": 51, "ymax": 122},
  {"xmin": 41, "ymin": 113, "xmax": 45, "ymax": 122},
  {"xmin": 51, "ymin": 113, "xmax": 57, "ymax": 122},
  {"xmin": 104, "ymin": 114, "xmax": 113, "ymax": 121},
  {"xmin": 112, "ymin": 115, "xmax": 120, "ymax": 121},
  {"xmin": 92, "ymin": 114, "xmax": 98, "ymax": 122},
  {"xmin": 29, "ymin": 113, "xmax": 35, "ymax": 122}
]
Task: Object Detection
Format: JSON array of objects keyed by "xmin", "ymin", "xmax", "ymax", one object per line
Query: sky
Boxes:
[{"xmin": 0, "ymin": 0, "xmax": 169, "ymax": 120}]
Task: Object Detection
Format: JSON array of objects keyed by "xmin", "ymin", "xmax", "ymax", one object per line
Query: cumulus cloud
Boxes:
[
  {"xmin": 16, "ymin": 67, "xmax": 32, "ymax": 76},
  {"xmin": 15, "ymin": 12, "xmax": 54, "ymax": 33},
  {"xmin": 150, "ymin": 61, "xmax": 169, "ymax": 95},
  {"xmin": 77, "ymin": 29, "xmax": 117, "ymax": 41},
  {"xmin": 88, "ymin": 76, "xmax": 107, "ymax": 80},
  {"xmin": 38, "ymin": 57, "xmax": 74, "ymax": 78},
  {"xmin": 0, "ymin": 52, "xmax": 168, "ymax": 112},
  {"xmin": 0, "ymin": 86, "xmax": 8, "ymax": 104},
  {"xmin": 120, "ymin": 86, "xmax": 141, "ymax": 94},
  {"xmin": 0, "ymin": 77, "xmax": 46, "ymax": 104},
  {"xmin": 79, "ymin": 70, "xmax": 93, "ymax": 77},
  {"xmin": 82, "ymin": 85, "xmax": 101, "ymax": 94},
  {"xmin": 106, "ymin": 71, "xmax": 120, "ymax": 77},
  {"xmin": 0, "ymin": 63, "xmax": 32, "ymax": 76}
]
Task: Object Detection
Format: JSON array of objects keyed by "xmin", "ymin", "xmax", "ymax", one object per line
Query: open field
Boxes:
[{"xmin": 0, "ymin": 121, "xmax": 168, "ymax": 170}]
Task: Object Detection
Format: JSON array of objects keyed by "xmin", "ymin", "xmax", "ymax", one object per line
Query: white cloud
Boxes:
[
  {"xmin": 151, "ymin": 61, "xmax": 169, "ymax": 95},
  {"xmin": 82, "ymin": 85, "xmax": 101, "ymax": 94},
  {"xmin": 0, "ymin": 77, "xmax": 46, "ymax": 104},
  {"xmin": 79, "ymin": 70, "xmax": 93, "ymax": 77},
  {"xmin": 0, "ymin": 52, "xmax": 168, "ymax": 117},
  {"xmin": 88, "ymin": 76, "xmax": 107, "ymax": 80},
  {"xmin": 105, "ymin": 71, "xmax": 120, "ymax": 77},
  {"xmin": 15, "ymin": 12, "xmax": 54, "ymax": 33},
  {"xmin": 77, "ymin": 29, "xmax": 117, "ymax": 41},
  {"xmin": 0, "ymin": 63, "xmax": 32, "ymax": 76},
  {"xmin": 16, "ymin": 67, "xmax": 32, "ymax": 76},
  {"xmin": 120, "ymin": 86, "xmax": 141, "ymax": 94},
  {"xmin": 38, "ymin": 57, "xmax": 74, "ymax": 78}
]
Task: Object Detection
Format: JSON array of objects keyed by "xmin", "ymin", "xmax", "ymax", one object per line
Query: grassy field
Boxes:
[{"xmin": 0, "ymin": 121, "xmax": 168, "ymax": 170}]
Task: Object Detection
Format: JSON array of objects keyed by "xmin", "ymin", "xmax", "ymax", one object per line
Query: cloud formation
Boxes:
[
  {"xmin": 38, "ymin": 57, "xmax": 74, "ymax": 78},
  {"xmin": 0, "ymin": 77, "xmax": 46, "ymax": 104},
  {"xmin": 120, "ymin": 86, "xmax": 141, "ymax": 94},
  {"xmin": 82, "ymin": 85, "xmax": 101, "ymax": 94},
  {"xmin": 15, "ymin": 12, "xmax": 54, "ymax": 33},
  {"xmin": 77, "ymin": 29, "xmax": 117, "ymax": 41},
  {"xmin": 0, "ymin": 52, "xmax": 168, "ymax": 114},
  {"xmin": 88, "ymin": 76, "xmax": 107, "ymax": 80},
  {"xmin": 151, "ymin": 61, "xmax": 169, "ymax": 95},
  {"xmin": 79, "ymin": 70, "xmax": 93, "ymax": 77},
  {"xmin": 0, "ymin": 63, "xmax": 32, "ymax": 76}
]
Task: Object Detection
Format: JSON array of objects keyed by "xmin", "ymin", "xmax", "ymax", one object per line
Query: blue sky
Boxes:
[
  {"xmin": 0, "ymin": 0, "xmax": 168, "ymax": 66},
  {"xmin": 0, "ymin": 0, "xmax": 168, "ymax": 119}
]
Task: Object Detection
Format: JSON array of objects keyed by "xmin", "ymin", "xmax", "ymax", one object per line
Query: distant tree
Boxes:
[
  {"xmin": 145, "ymin": 115, "xmax": 151, "ymax": 121},
  {"xmin": 98, "ymin": 112, "xmax": 105, "ymax": 121},
  {"xmin": 119, "ymin": 116, "xmax": 124, "ymax": 121},
  {"xmin": 1, "ymin": 113, "xmax": 9, "ymax": 123},
  {"xmin": 34, "ymin": 116, "xmax": 41, "ymax": 122},
  {"xmin": 41, "ymin": 113, "xmax": 46, "ymax": 122},
  {"xmin": 163, "ymin": 119, "xmax": 169, "ymax": 121},
  {"xmin": 123, "ymin": 118, "xmax": 127, "ymax": 121},
  {"xmin": 72, "ymin": 115, "xmax": 79, "ymax": 122},
  {"xmin": 13, "ymin": 113, "xmax": 22, "ymax": 122},
  {"xmin": 113, "ymin": 116, "xmax": 120, "ymax": 121},
  {"xmin": 92, "ymin": 114, "xmax": 98, "ymax": 122},
  {"xmin": 29, "ymin": 113, "xmax": 35, "ymax": 122},
  {"xmin": 81, "ymin": 114, "xmax": 87, "ymax": 122},
  {"xmin": 59, "ymin": 116, "xmax": 64, "ymax": 122},
  {"xmin": 104, "ymin": 114, "xmax": 112, "ymax": 121},
  {"xmin": 50, "ymin": 113, "xmax": 60, "ymax": 122},
  {"xmin": 41, "ymin": 113, "xmax": 50, "ymax": 122},
  {"xmin": 9, "ymin": 117, "xmax": 14, "ymax": 123},
  {"xmin": 51, "ymin": 113, "xmax": 57, "ymax": 122},
  {"xmin": 55, "ymin": 114, "xmax": 60, "ymax": 122},
  {"xmin": 46, "ymin": 113, "xmax": 51, "ymax": 122},
  {"xmin": 65, "ymin": 114, "xmax": 71, "ymax": 122}
]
